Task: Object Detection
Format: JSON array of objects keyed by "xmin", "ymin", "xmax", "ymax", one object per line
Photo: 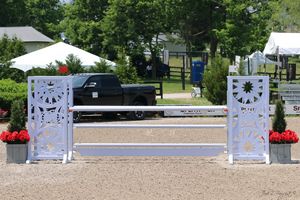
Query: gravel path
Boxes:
[
  {"xmin": 0, "ymin": 117, "xmax": 299, "ymax": 200},
  {"xmin": 163, "ymin": 93, "xmax": 193, "ymax": 99}
]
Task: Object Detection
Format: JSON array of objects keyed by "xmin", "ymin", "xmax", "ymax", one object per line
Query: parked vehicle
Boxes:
[{"xmin": 70, "ymin": 73, "xmax": 157, "ymax": 122}]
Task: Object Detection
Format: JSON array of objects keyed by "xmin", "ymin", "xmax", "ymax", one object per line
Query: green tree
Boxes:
[
  {"xmin": 165, "ymin": 0, "xmax": 218, "ymax": 82},
  {"xmin": 62, "ymin": 0, "xmax": 109, "ymax": 55},
  {"xmin": 272, "ymin": 99, "xmax": 287, "ymax": 133},
  {"xmin": 56, "ymin": 54, "xmax": 86, "ymax": 74},
  {"xmin": 28, "ymin": 64, "xmax": 60, "ymax": 76},
  {"xmin": 0, "ymin": 0, "xmax": 27, "ymax": 26},
  {"xmin": 202, "ymin": 56, "xmax": 229, "ymax": 105},
  {"xmin": 101, "ymin": 0, "xmax": 170, "ymax": 80},
  {"xmin": 0, "ymin": 0, "xmax": 64, "ymax": 40},
  {"xmin": 214, "ymin": 0, "xmax": 272, "ymax": 62},
  {"xmin": 0, "ymin": 33, "xmax": 27, "ymax": 82},
  {"xmin": 114, "ymin": 50, "xmax": 140, "ymax": 84},
  {"xmin": 269, "ymin": 0, "xmax": 300, "ymax": 32},
  {"xmin": 23, "ymin": 0, "xmax": 65, "ymax": 39},
  {"xmin": 89, "ymin": 60, "xmax": 112, "ymax": 73},
  {"xmin": 237, "ymin": 58, "xmax": 247, "ymax": 76},
  {"xmin": 7, "ymin": 99, "xmax": 26, "ymax": 133}
]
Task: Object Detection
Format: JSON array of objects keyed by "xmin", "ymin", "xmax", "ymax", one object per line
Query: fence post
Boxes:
[
  {"xmin": 181, "ymin": 68, "xmax": 185, "ymax": 90},
  {"xmin": 160, "ymin": 81, "xmax": 163, "ymax": 99}
]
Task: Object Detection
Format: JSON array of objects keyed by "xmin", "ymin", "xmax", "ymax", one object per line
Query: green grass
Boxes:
[{"xmin": 157, "ymin": 97, "xmax": 213, "ymax": 106}]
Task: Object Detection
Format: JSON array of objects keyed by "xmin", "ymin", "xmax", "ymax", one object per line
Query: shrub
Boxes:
[
  {"xmin": 7, "ymin": 99, "xmax": 26, "ymax": 133},
  {"xmin": 56, "ymin": 54, "xmax": 86, "ymax": 74},
  {"xmin": 28, "ymin": 64, "xmax": 61, "ymax": 76},
  {"xmin": 202, "ymin": 56, "xmax": 229, "ymax": 105},
  {"xmin": 272, "ymin": 99, "xmax": 287, "ymax": 133},
  {"xmin": 89, "ymin": 60, "xmax": 112, "ymax": 73},
  {"xmin": 114, "ymin": 49, "xmax": 140, "ymax": 84},
  {"xmin": 0, "ymin": 79, "xmax": 27, "ymax": 113}
]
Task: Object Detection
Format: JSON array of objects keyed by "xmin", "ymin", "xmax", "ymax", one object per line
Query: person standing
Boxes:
[{"xmin": 146, "ymin": 63, "xmax": 152, "ymax": 78}]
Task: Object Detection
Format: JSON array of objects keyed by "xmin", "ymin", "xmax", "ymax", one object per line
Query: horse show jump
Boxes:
[{"xmin": 26, "ymin": 76, "xmax": 270, "ymax": 165}]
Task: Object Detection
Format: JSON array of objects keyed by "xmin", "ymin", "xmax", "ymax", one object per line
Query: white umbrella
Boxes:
[{"xmin": 10, "ymin": 42, "xmax": 116, "ymax": 72}]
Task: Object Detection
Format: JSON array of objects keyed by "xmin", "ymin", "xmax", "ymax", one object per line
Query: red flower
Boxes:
[
  {"xmin": 0, "ymin": 130, "xmax": 30, "ymax": 144},
  {"xmin": 273, "ymin": 132, "xmax": 281, "ymax": 142},
  {"xmin": 269, "ymin": 129, "xmax": 298, "ymax": 144},
  {"xmin": 19, "ymin": 135, "xmax": 25, "ymax": 142},
  {"xmin": 293, "ymin": 136, "xmax": 299, "ymax": 143}
]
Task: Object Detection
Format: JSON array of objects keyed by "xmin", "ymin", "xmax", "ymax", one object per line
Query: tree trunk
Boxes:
[
  {"xmin": 151, "ymin": 34, "xmax": 160, "ymax": 80},
  {"xmin": 184, "ymin": 17, "xmax": 193, "ymax": 84},
  {"xmin": 151, "ymin": 51, "xmax": 156, "ymax": 80}
]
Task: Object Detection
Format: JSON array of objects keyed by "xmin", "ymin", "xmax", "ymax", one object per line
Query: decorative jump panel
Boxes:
[
  {"xmin": 227, "ymin": 76, "xmax": 269, "ymax": 164},
  {"xmin": 27, "ymin": 77, "xmax": 72, "ymax": 164}
]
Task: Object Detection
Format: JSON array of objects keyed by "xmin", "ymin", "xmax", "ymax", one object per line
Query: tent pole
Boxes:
[
  {"xmin": 248, "ymin": 58, "xmax": 250, "ymax": 75},
  {"xmin": 264, "ymin": 56, "xmax": 266, "ymax": 76}
]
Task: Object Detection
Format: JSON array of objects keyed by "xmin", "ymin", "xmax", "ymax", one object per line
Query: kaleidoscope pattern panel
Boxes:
[
  {"xmin": 229, "ymin": 77, "xmax": 269, "ymax": 160},
  {"xmin": 28, "ymin": 78, "xmax": 68, "ymax": 159}
]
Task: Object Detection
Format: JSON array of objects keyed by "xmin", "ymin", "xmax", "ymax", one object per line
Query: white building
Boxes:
[
  {"xmin": 0, "ymin": 27, "xmax": 54, "ymax": 53},
  {"xmin": 143, "ymin": 34, "xmax": 186, "ymax": 56}
]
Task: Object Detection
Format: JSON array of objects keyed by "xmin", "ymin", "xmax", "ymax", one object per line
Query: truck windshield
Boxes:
[{"xmin": 72, "ymin": 76, "xmax": 88, "ymax": 88}]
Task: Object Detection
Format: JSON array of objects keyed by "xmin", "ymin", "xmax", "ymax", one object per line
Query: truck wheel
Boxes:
[
  {"xmin": 73, "ymin": 111, "xmax": 82, "ymax": 123},
  {"xmin": 102, "ymin": 112, "xmax": 117, "ymax": 119},
  {"xmin": 129, "ymin": 101, "xmax": 145, "ymax": 120}
]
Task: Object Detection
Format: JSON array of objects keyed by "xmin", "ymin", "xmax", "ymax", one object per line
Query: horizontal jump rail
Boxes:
[
  {"xmin": 74, "ymin": 124, "xmax": 226, "ymax": 129},
  {"xmin": 74, "ymin": 148, "xmax": 226, "ymax": 156},
  {"xmin": 74, "ymin": 142, "xmax": 227, "ymax": 157},
  {"xmin": 69, "ymin": 105, "xmax": 227, "ymax": 112},
  {"xmin": 74, "ymin": 143, "xmax": 226, "ymax": 148},
  {"xmin": 71, "ymin": 105, "xmax": 228, "ymax": 157}
]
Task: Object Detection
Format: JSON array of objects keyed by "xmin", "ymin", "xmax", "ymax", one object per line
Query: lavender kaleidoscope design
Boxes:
[
  {"xmin": 27, "ymin": 77, "xmax": 72, "ymax": 164},
  {"xmin": 227, "ymin": 76, "xmax": 269, "ymax": 164}
]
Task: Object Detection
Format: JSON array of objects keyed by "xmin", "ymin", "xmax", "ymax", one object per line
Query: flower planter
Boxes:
[
  {"xmin": 6, "ymin": 143, "xmax": 28, "ymax": 164},
  {"xmin": 269, "ymin": 143, "xmax": 292, "ymax": 164}
]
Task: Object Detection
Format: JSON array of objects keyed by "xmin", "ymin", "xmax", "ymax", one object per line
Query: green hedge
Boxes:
[{"xmin": 0, "ymin": 79, "xmax": 27, "ymax": 114}]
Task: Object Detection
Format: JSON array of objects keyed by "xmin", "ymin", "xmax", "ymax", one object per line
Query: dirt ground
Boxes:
[{"xmin": 0, "ymin": 117, "xmax": 299, "ymax": 200}]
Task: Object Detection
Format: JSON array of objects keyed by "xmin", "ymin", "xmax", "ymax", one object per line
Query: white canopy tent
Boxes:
[
  {"xmin": 263, "ymin": 32, "xmax": 300, "ymax": 56},
  {"xmin": 10, "ymin": 42, "xmax": 116, "ymax": 72},
  {"xmin": 263, "ymin": 32, "xmax": 300, "ymax": 81},
  {"xmin": 242, "ymin": 51, "xmax": 281, "ymax": 75},
  {"xmin": 263, "ymin": 32, "xmax": 300, "ymax": 95}
]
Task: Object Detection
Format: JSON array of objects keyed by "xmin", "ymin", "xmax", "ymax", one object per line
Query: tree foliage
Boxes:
[
  {"xmin": 0, "ymin": 0, "xmax": 27, "ymax": 26},
  {"xmin": 24, "ymin": 0, "xmax": 65, "ymax": 39},
  {"xmin": 0, "ymin": 33, "xmax": 27, "ymax": 82},
  {"xmin": 89, "ymin": 60, "xmax": 112, "ymax": 73},
  {"xmin": 272, "ymin": 99, "xmax": 287, "ymax": 133},
  {"xmin": 62, "ymin": 0, "xmax": 109, "ymax": 55},
  {"xmin": 113, "ymin": 50, "xmax": 140, "ymax": 84},
  {"xmin": 202, "ymin": 56, "xmax": 229, "ymax": 105},
  {"xmin": 101, "ymin": 0, "xmax": 170, "ymax": 79},
  {"xmin": 8, "ymin": 99, "xmax": 26, "ymax": 133},
  {"xmin": 0, "ymin": 0, "xmax": 64, "ymax": 40},
  {"xmin": 28, "ymin": 64, "xmax": 61, "ymax": 76},
  {"xmin": 214, "ymin": 0, "xmax": 272, "ymax": 62},
  {"xmin": 56, "ymin": 54, "xmax": 86, "ymax": 74},
  {"xmin": 269, "ymin": 0, "xmax": 300, "ymax": 32}
]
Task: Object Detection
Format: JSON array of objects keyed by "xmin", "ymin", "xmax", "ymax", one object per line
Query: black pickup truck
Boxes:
[{"xmin": 70, "ymin": 73, "xmax": 157, "ymax": 122}]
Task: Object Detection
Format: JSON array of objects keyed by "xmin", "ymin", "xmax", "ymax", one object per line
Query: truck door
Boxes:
[
  {"xmin": 81, "ymin": 76, "xmax": 102, "ymax": 105},
  {"xmin": 100, "ymin": 75, "xmax": 123, "ymax": 105}
]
